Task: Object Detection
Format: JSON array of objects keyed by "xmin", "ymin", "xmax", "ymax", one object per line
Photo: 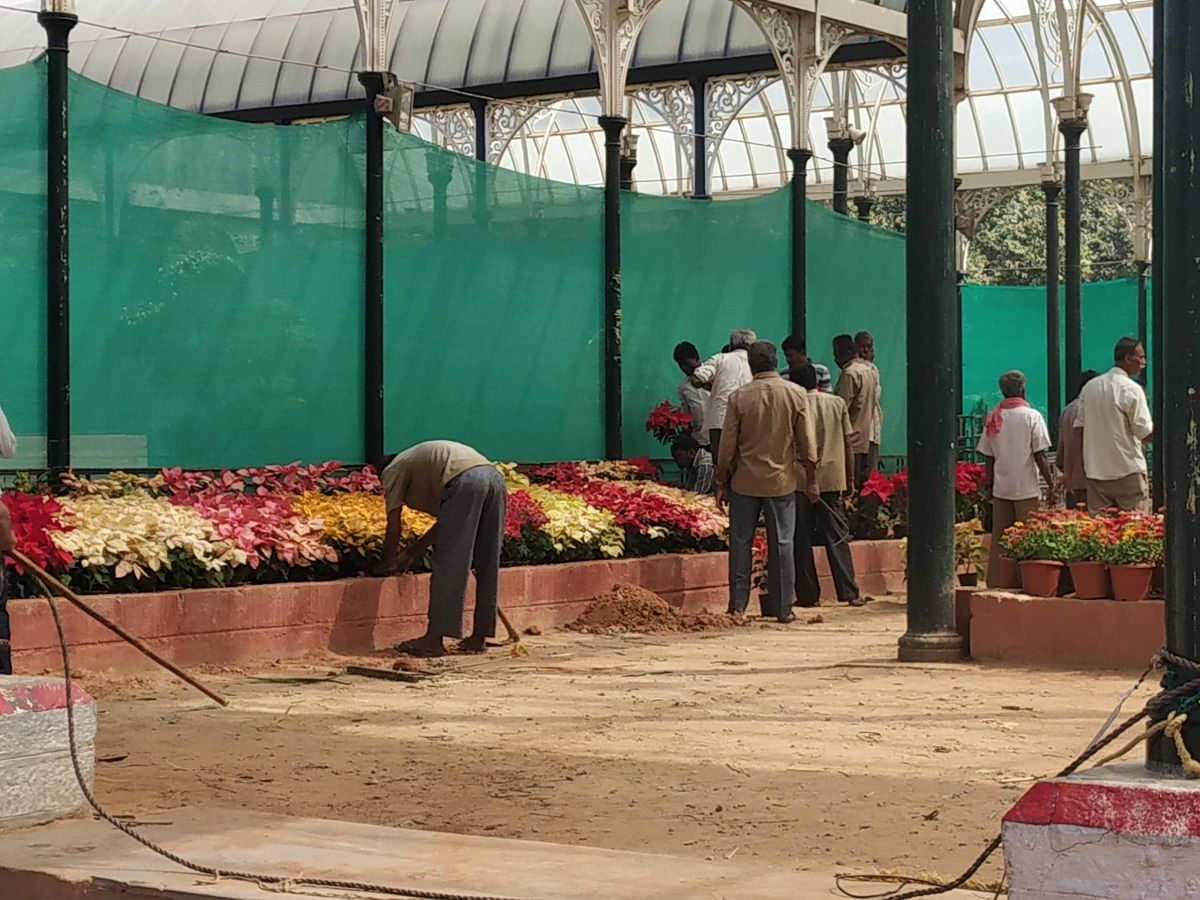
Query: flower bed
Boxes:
[
  {"xmin": 1, "ymin": 459, "xmax": 727, "ymax": 596},
  {"xmin": 856, "ymin": 462, "xmax": 988, "ymax": 538}
]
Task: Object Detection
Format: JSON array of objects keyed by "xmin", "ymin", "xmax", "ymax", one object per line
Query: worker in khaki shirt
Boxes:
[
  {"xmin": 1075, "ymin": 338, "xmax": 1154, "ymax": 514},
  {"xmin": 716, "ymin": 341, "xmax": 818, "ymax": 623},
  {"xmin": 855, "ymin": 331, "xmax": 883, "ymax": 474},
  {"xmin": 379, "ymin": 440, "xmax": 507, "ymax": 657},
  {"xmin": 833, "ymin": 334, "xmax": 880, "ymax": 490},
  {"xmin": 789, "ymin": 363, "xmax": 864, "ymax": 607}
]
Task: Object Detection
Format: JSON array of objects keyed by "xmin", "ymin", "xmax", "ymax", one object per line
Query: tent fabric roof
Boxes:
[{"xmin": 0, "ymin": 0, "xmax": 1152, "ymax": 189}]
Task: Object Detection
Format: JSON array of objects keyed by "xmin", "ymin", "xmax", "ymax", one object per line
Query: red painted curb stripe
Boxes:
[
  {"xmin": 0, "ymin": 681, "xmax": 94, "ymax": 716},
  {"xmin": 1005, "ymin": 780, "xmax": 1200, "ymax": 837}
]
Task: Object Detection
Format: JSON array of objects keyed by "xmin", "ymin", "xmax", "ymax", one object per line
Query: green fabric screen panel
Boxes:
[
  {"xmin": 623, "ymin": 192, "xmax": 908, "ymax": 459},
  {"xmin": 807, "ymin": 204, "xmax": 907, "ymax": 455},
  {"xmin": 962, "ymin": 277, "xmax": 1143, "ymax": 422},
  {"xmin": 65, "ymin": 68, "xmax": 365, "ymax": 469},
  {"xmin": 382, "ymin": 133, "xmax": 604, "ymax": 463},
  {"xmin": 0, "ymin": 61, "xmax": 47, "ymax": 468},
  {"xmin": 622, "ymin": 189, "xmax": 791, "ymax": 459}
]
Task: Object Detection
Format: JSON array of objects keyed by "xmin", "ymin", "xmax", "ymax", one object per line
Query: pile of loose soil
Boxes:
[{"xmin": 565, "ymin": 583, "xmax": 746, "ymax": 635}]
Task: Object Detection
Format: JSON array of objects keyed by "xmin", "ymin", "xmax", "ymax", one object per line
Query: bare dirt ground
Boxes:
[{"xmin": 78, "ymin": 597, "xmax": 1149, "ymax": 888}]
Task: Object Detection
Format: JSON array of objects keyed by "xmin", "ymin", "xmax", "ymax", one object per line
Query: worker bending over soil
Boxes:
[{"xmin": 379, "ymin": 441, "xmax": 508, "ymax": 657}]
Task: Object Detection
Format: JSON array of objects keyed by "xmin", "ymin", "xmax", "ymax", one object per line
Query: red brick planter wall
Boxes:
[
  {"xmin": 968, "ymin": 591, "xmax": 1164, "ymax": 670},
  {"xmin": 10, "ymin": 541, "xmax": 904, "ymax": 675}
]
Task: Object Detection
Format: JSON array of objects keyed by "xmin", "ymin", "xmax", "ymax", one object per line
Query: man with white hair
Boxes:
[
  {"xmin": 691, "ymin": 328, "xmax": 755, "ymax": 462},
  {"xmin": 977, "ymin": 370, "xmax": 1056, "ymax": 588}
]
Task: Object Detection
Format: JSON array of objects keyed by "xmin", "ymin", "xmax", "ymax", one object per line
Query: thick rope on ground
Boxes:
[{"xmin": 38, "ymin": 579, "xmax": 530, "ymax": 900}]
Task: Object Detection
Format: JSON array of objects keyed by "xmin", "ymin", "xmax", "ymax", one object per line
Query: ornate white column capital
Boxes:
[
  {"xmin": 352, "ymin": 0, "xmax": 400, "ymax": 73},
  {"xmin": 574, "ymin": 0, "xmax": 664, "ymax": 117}
]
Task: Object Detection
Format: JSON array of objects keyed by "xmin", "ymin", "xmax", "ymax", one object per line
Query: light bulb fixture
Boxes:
[{"xmin": 41, "ymin": 0, "xmax": 76, "ymax": 12}]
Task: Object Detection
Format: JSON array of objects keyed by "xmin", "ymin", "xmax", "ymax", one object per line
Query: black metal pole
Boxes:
[
  {"xmin": 690, "ymin": 75, "xmax": 708, "ymax": 200},
  {"xmin": 619, "ymin": 149, "xmax": 637, "ymax": 191},
  {"xmin": 1061, "ymin": 117, "xmax": 1086, "ymax": 398},
  {"xmin": 1043, "ymin": 178, "xmax": 1063, "ymax": 441},
  {"xmin": 1148, "ymin": 0, "xmax": 1200, "ymax": 774},
  {"xmin": 787, "ymin": 147, "xmax": 812, "ymax": 342},
  {"xmin": 1137, "ymin": 259, "xmax": 1149, "ymax": 386},
  {"xmin": 358, "ymin": 72, "xmax": 386, "ymax": 468},
  {"xmin": 829, "ymin": 137, "xmax": 853, "ymax": 216},
  {"xmin": 956, "ymin": 270, "xmax": 965, "ymax": 420},
  {"xmin": 470, "ymin": 97, "xmax": 490, "ymax": 227},
  {"xmin": 39, "ymin": 6, "xmax": 77, "ymax": 477},
  {"xmin": 599, "ymin": 115, "xmax": 626, "ymax": 460},
  {"xmin": 1151, "ymin": 0, "xmax": 1165, "ymax": 511},
  {"xmin": 426, "ymin": 148, "xmax": 451, "ymax": 231},
  {"xmin": 853, "ymin": 194, "xmax": 874, "ymax": 223},
  {"xmin": 899, "ymin": 0, "xmax": 963, "ymax": 662}
]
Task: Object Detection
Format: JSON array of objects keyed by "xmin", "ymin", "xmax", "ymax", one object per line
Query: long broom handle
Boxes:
[{"xmin": 6, "ymin": 549, "xmax": 229, "ymax": 707}]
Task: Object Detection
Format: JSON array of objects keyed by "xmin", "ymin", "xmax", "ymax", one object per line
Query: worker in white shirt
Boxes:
[
  {"xmin": 1075, "ymin": 337, "xmax": 1154, "ymax": 514},
  {"xmin": 977, "ymin": 370, "xmax": 1057, "ymax": 588},
  {"xmin": 0, "ymin": 403, "xmax": 15, "ymax": 458},
  {"xmin": 690, "ymin": 328, "xmax": 755, "ymax": 463}
]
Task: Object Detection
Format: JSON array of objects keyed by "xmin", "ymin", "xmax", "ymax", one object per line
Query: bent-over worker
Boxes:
[{"xmin": 379, "ymin": 441, "xmax": 507, "ymax": 657}]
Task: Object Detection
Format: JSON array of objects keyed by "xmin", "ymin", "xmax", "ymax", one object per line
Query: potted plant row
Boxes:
[{"xmin": 998, "ymin": 509, "xmax": 1163, "ymax": 601}]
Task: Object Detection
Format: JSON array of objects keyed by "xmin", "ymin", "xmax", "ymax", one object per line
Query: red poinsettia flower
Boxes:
[
  {"xmin": 504, "ymin": 490, "xmax": 549, "ymax": 539},
  {"xmin": 1, "ymin": 491, "xmax": 74, "ymax": 574},
  {"xmin": 859, "ymin": 471, "xmax": 896, "ymax": 504}
]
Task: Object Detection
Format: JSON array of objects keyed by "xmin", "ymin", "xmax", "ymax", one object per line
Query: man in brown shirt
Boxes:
[
  {"xmin": 716, "ymin": 341, "xmax": 819, "ymax": 622},
  {"xmin": 380, "ymin": 440, "xmax": 507, "ymax": 657},
  {"xmin": 833, "ymin": 334, "xmax": 881, "ymax": 490}
]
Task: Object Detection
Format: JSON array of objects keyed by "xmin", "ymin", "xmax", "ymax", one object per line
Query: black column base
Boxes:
[
  {"xmin": 1146, "ymin": 716, "xmax": 1200, "ymax": 776},
  {"xmin": 898, "ymin": 630, "xmax": 965, "ymax": 663}
]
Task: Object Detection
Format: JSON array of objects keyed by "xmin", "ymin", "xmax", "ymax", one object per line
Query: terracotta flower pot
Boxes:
[
  {"xmin": 1110, "ymin": 564, "xmax": 1156, "ymax": 602},
  {"xmin": 1068, "ymin": 561, "xmax": 1111, "ymax": 600},
  {"xmin": 1019, "ymin": 560, "xmax": 1065, "ymax": 598}
]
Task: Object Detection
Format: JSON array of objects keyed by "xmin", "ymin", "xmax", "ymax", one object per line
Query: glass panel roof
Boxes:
[{"xmin": 0, "ymin": 0, "xmax": 1154, "ymax": 192}]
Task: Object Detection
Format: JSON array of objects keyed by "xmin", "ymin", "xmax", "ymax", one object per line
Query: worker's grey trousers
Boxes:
[
  {"xmin": 429, "ymin": 466, "xmax": 508, "ymax": 640},
  {"xmin": 727, "ymin": 490, "xmax": 796, "ymax": 619}
]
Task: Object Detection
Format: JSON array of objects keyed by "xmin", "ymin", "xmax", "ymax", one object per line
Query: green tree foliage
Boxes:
[{"xmin": 859, "ymin": 181, "xmax": 1137, "ymax": 286}]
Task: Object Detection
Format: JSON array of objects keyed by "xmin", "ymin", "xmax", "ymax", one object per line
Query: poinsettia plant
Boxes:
[
  {"xmin": 0, "ymin": 491, "xmax": 74, "ymax": 574},
  {"xmin": 645, "ymin": 401, "xmax": 694, "ymax": 447}
]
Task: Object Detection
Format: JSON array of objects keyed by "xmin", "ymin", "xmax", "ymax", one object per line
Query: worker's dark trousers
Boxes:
[
  {"xmin": 794, "ymin": 492, "xmax": 860, "ymax": 605},
  {"xmin": 429, "ymin": 466, "xmax": 507, "ymax": 640}
]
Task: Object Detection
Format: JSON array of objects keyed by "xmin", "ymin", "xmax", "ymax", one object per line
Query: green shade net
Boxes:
[
  {"xmin": 623, "ymin": 191, "xmax": 908, "ymax": 458},
  {"xmin": 2, "ymin": 60, "xmax": 365, "ymax": 469},
  {"xmin": 0, "ymin": 56, "xmax": 1145, "ymax": 469},
  {"xmin": 962, "ymin": 277, "xmax": 1144, "ymax": 426},
  {"xmin": 0, "ymin": 62, "xmax": 47, "ymax": 467},
  {"xmin": 382, "ymin": 134, "xmax": 604, "ymax": 463}
]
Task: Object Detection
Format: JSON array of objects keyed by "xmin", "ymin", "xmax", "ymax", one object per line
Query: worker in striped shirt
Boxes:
[{"xmin": 672, "ymin": 435, "xmax": 715, "ymax": 495}]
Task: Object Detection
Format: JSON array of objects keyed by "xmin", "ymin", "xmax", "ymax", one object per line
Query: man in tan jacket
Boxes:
[
  {"xmin": 716, "ymin": 341, "xmax": 818, "ymax": 622},
  {"xmin": 833, "ymin": 334, "xmax": 881, "ymax": 490}
]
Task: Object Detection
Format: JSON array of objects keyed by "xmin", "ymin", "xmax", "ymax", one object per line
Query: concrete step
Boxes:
[{"xmin": 0, "ymin": 806, "xmax": 983, "ymax": 899}]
